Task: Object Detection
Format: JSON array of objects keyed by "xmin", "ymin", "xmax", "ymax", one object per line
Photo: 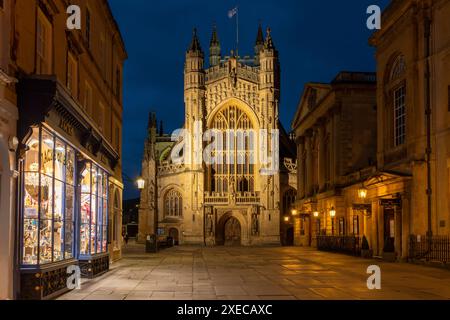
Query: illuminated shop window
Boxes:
[
  {"xmin": 80, "ymin": 162, "xmax": 109, "ymax": 255},
  {"xmin": 22, "ymin": 127, "xmax": 76, "ymax": 265}
]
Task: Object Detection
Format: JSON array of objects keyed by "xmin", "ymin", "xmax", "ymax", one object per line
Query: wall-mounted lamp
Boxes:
[
  {"xmin": 136, "ymin": 177, "xmax": 146, "ymax": 190},
  {"xmin": 291, "ymin": 209, "xmax": 298, "ymax": 216},
  {"xmin": 358, "ymin": 186, "xmax": 368, "ymax": 200},
  {"xmin": 313, "ymin": 211, "xmax": 319, "ymax": 218}
]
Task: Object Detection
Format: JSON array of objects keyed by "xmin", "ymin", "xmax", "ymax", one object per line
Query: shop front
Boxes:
[{"xmin": 17, "ymin": 77, "xmax": 119, "ymax": 299}]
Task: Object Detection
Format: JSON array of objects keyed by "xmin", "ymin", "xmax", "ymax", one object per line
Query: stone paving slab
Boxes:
[{"xmin": 57, "ymin": 244, "xmax": 450, "ymax": 300}]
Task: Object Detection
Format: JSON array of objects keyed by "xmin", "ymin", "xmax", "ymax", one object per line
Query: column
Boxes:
[
  {"xmin": 296, "ymin": 137, "xmax": 305, "ymax": 199},
  {"xmin": 370, "ymin": 200, "xmax": 379, "ymax": 256},
  {"xmin": 401, "ymin": 193, "xmax": 410, "ymax": 260},
  {"xmin": 305, "ymin": 130, "xmax": 313, "ymax": 197},
  {"xmin": 394, "ymin": 203, "xmax": 402, "ymax": 259},
  {"xmin": 317, "ymin": 121, "xmax": 326, "ymax": 192},
  {"xmin": 378, "ymin": 202, "xmax": 384, "ymax": 256}
]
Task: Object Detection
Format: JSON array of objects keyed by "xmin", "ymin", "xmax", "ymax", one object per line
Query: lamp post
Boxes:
[{"xmin": 329, "ymin": 207, "xmax": 336, "ymax": 235}]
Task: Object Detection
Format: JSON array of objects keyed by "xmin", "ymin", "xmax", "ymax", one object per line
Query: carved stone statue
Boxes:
[{"xmin": 251, "ymin": 206, "xmax": 259, "ymax": 236}]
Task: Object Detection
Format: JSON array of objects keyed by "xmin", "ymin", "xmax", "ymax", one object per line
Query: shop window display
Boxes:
[
  {"xmin": 22, "ymin": 127, "xmax": 76, "ymax": 265},
  {"xmin": 80, "ymin": 162, "xmax": 108, "ymax": 256}
]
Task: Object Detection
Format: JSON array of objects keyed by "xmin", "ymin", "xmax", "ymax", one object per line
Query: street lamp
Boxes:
[
  {"xmin": 291, "ymin": 209, "xmax": 298, "ymax": 216},
  {"xmin": 136, "ymin": 177, "xmax": 145, "ymax": 190},
  {"xmin": 329, "ymin": 207, "xmax": 336, "ymax": 217},
  {"xmin": 313, "ymin": 211, "xmax": 319, "ymax": 218},
  {"xmin": 284, "ymin": 216, "xmax": 290, "ymax": 223}
]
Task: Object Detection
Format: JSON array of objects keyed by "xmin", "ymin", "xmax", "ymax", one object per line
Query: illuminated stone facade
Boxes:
[
  {"xmin": 138, "ymin": 26, "xmax": 297, "ymax": 246},
  {"xmin": 292, "ymin": 0, "xmax": 450, "ymax": 262}
]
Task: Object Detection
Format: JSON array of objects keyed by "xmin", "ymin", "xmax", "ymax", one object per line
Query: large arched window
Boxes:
[
  {"xmin": 164, "ymin": 189, "xmax": 183, "ymax": 217},
  {"xmin": 282, "ymin": 188, "xmax": 297, "ymax": 215},
  {"xmin": 386, "ymin": 54, "xmax": 406, "ymax": 148},
  {"xmin": 208, "ymin": 105, "xmax": 255, "ymax": 193}
]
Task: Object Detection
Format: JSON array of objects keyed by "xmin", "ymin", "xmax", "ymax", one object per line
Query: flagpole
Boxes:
[{"xmin": 236, "ymin": 6, "xmax": 239, "ymax": 58}]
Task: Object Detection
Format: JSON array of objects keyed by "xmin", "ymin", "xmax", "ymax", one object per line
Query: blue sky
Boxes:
[{"xmin": 108, "ymin": 0, "xmax": 389, "ymax": 199}]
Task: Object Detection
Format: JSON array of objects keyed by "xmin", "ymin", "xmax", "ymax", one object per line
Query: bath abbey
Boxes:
[{"xmin": 137, "ymin": 25, "xmax": 297, "ymax": 245}]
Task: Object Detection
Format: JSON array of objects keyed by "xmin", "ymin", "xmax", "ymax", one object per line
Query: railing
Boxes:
[
  {"xmin": 317, "ymin": 235, "xmax": 361, "ymax": 256},
  {"xmin": 236, "ymin": 192, "xmax": 260, "ymax": 204},
  {"xmin": 204, "ymin": 192, "xmax": 260, "ymax": 205},
  {"xmin": 204, "ymin": 192, "xmax": 229, "ymax": 205},
  {"xmin": 409, "ymin": 235, "xmax": 450, "ymax": 264}
]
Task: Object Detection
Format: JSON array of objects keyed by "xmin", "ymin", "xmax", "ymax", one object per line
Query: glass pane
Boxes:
[
  {"xmin": 80, "ymin": 193, "xmax": 91, "ymax": 224},
  {"xmin": 97, "ymin": 197, "xmax": 103, "ymax": 231},
  {"xmin": 64, "ymin": 220, "xmax": 74, "ymax": 259},
  {"xmin": 23, "ymin": 219, "xmax": 38, "ymax": 265},
  {"xmin": 25, "ymin": 129, "xmax": 40, "ymax": 172},
  {"xmin": 96, "ymin": 225, "xmax": 102, "ymax": 253},
  {"xmin": 40, "ymin": 174, "xmax": 53, "ymax": 220},
  {"xmin": 97, "ymin": 173, "xmax": 103, "ymax": 200},
  {"xmin": 80, "ymin": 224, "xmax": 90, "ymax": 255},
  {"xmin": 91, "ymin": 166, "xmax": 98, "ymax": 197},
  {"xmin": 54, "ymin": 138, "xmax": 65, "ymax": 181},
  {"xmin": 65, "ymin": 185, "xmax": 75, "ymax": 222},
  {"xmin": 81, "ymin": 162, "xmax": 91, "ymax": 194},
  {"xmin": 91, "ymin": 194, "xmax": 97, "ymax": 225},
  {"xmin": 54, "ymin": 179, "xmax": 63, "ymax": 221},
  {"xmin": 103, "ymin": 172, "xmax": 108, "ymax": 198},
  {"xmin": 90, "ymin": 224, "xmax": 96, "ymax": 254},
  {"xmin": 103, "ymin": 198, "xmax": 108, "ymax": 225},
  {"xmin": 24, "ymin": 173, "xmax": 39, "ymax": 219},
  {"xmin": 53, "ymin": 219, "xmax": 63, "ymax": 261},
  {"xmin": 40, "ymin": 219, "xmax": 53, "ymax": 263},
  {"xmin": 102, "ymin": 226, "xmax": 108, "ymax": 252},
  {"xmin": 66, "ymin": 146, "xmax": 76, "ymax": 186},
  {"xmin": 41, "ymin": 130, "xmax": 54, "ymax": 176}
]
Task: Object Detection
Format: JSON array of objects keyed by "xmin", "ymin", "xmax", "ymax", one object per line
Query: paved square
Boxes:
[{"xmin": 58, "ymin": 243, "xmax": 450, "ymax": 300}]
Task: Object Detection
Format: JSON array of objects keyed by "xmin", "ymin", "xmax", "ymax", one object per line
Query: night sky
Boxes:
[{"xmin": 108, "ymin": 0, "xmax": 389, "ymax": 200}]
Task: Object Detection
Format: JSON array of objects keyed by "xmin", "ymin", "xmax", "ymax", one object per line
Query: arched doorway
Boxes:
[
  {"xmin": 168, "ymin": 228, "xmax": 179, "ymax": 245},
  {"xmin": 224, "ymin": 217, "xmax": 241, "ymax": 246},
  {"xmin": 285, "ymin": 227, "xmax": 294, "ymax": 246}
]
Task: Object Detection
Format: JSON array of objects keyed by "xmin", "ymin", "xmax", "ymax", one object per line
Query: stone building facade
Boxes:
[
  {"xmin": 292, "ymin": 0, "xmax": 450, "ymax": 262},
  {"xmin": 291, "ymin": 72, "xmax": 377, "ymax": 247},
  {"xmin": 0, "ymin": 0, "xmax": 19, "ymax": 300},
  {"xmin": 366, "ymin": 0, "xmax": 450, "ymax": 259},
  {"xmin": 138, "ymin": 26, "xmax": 297, "ymax": 246},
  {"xmin": 3, "ymin": 0, "xmax": 127, "ymax": 299}
]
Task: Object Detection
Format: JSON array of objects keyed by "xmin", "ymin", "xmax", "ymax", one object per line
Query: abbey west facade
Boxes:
[{"xmin": 138, "ymin": 26, "xmax": 297, "ymax": 246}]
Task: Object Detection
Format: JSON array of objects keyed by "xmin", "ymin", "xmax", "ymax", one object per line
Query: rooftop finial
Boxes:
[
  {"xmin": 188, "ymin": 27, "xmax": 202, "ymax": 52},
  {"xmin": 264, "ymin": 27, "xmax": 275, "ymax": 50}
]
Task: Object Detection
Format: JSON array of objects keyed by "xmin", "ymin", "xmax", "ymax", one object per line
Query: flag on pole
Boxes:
[{"xmin": 228, "ymin": 7, "xmax": 238, "ymax": 19}]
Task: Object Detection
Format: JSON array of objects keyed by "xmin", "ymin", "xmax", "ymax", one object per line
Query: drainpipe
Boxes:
[{"xmin": 424, "ymin": 15, "xmax": 432, "ymax": 239}]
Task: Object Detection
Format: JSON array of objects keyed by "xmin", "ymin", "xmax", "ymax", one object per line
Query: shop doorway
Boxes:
[
  {"xmin": 168, "ymin": 228, "xmax": 179, "ymax": 245},
  {"xmin": 383, "ymin": 208, "xmax": 395, "ymax": 251}
]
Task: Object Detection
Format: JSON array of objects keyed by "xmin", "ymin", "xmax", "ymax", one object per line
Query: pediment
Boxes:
[{"xmin": 291, "ymin": 83, "xmax": 331, "ymax": 129}]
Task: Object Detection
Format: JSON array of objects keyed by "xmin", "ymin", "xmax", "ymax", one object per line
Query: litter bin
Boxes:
[{"xmin": 145, "ymin": 234, "xmax": 158, "ymax": 253}]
